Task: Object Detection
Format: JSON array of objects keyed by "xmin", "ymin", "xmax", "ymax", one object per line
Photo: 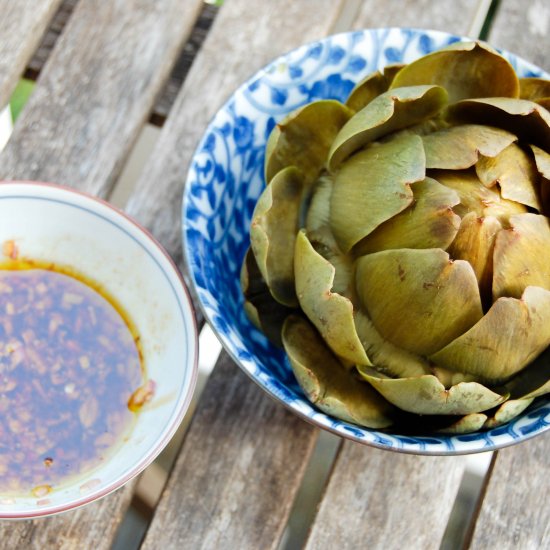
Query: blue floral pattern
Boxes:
[{"xmin": 183, "ymin": 28, "xmax": 550, "ymax": 455}]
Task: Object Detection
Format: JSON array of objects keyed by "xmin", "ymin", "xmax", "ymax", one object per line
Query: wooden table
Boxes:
[{"xmin": 0, "ymin": 1, "xmax": 549, "ymax": 548}]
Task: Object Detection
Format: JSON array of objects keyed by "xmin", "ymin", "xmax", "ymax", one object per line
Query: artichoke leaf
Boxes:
[
  {"xmin": 345, "ymin": 64, "xmax": 404, "ymax": 112},
  {"xmin": 447, "ymin": 98, "xmax": 550, "ymax": 151},
  {"xmin": 265, "ymin": 100, "xmax": 353, "ymax": 185},
  {"xmin": 448, "ymin": 212, "xmax": 502, "ymax": 306},
  {"xmin": 346, "ymin": 71, "xmax": 390, "ymax": 113},
  {"xmin": 294, "ymin": 230, "xmax": 371, "ymax": 365},
  {"xmin": 305, "ymin": 175, "xmax": 354, "ymax": 298},
  {"xmin": 496, "ymin": 345, "xmax": 550, "ymax": 400},
  {"xmin": 240, "ymin": 248, "xmax": 295, "ymax": 346},
  {"xmin": 382, "ymin": 63, "xmax": 405, "ymax": 84},
  {"xmin": 483, "ymin": 398, "xmax": 535, "ymax": 429},
  {"xmin": 282, "ymin": 315, "xmax": 394, "ymax": 428},
  {"xmin": 250, "ymin": 166, "xmax": 305, "ymax": 307},
  {"xmin": 356, "ymin": 248, "xmax": 483, "ymax": 356},
  {"xmin": 354, "ymin": 310, "xmax": 431, "ymax": 379},
  {"xmin": 328, "ymin": 85, "xmax": 447, "ymax": 170},
  {"xmin": 357, "ymin": 367, "xmax": 507, "ymax": 415},
  {"xmin": 423, "ymin": 124, "xmax": 516, "ymax": 170},
  {"xmin": 437, "ymin": 413, "xmax": 488, "ymax": 434},
  {"xmin": 390, "ymin": 40, "xmax": 519, "ymax": 102},
  {"xmin": 330, "ymin": 133, "xmax": 425, "ymax": 252},
  {"xmin": 530, "ymin": 144, "xmax": 550, "ymax": 178},
  {"xmin": 520, "ymin": 77, "xmax": 550, "ymax": 102},
  {"xmin": 306, "ymin": 174, "xmax": 334, "ymax": 235},
  {"xmin": 431, "ymin": 366, "xmax": 476, "ymax": 387},
  {"xmin": 431, "ymin": 286, "xmax": 550, "ymax": 384},
  {"xmin": 353, "ymin": 176, "xmax": 461, "ymax": 255},
  {"xmin": 530, "ymin": 145, "xmax": 550, "ymax": 214},
  {"xmin": 431, "ymin": 169, "xmax": 527, "ymax": 222},
  {"xmin": 492, "ymin": 213, "xmax": 550, "ymax": 300},
  {"xmin": 476, "ymin": 143, "xmax": 541, "ymax": 211}
]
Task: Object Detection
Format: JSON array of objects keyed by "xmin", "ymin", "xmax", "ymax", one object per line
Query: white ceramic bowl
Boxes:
[{"xmin": 0, "ymin": 181, "xmax": 198, "ymax": 518}]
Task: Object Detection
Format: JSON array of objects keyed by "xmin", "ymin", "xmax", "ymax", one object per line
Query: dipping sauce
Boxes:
[{"xmin": 0, "ymin": 268, "xmax": 143, "ymax": 496}]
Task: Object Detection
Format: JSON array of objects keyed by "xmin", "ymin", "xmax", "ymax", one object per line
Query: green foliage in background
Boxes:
[{"xmin": 9, "ymin": 79, "xmax": 34, "ymax": 122}]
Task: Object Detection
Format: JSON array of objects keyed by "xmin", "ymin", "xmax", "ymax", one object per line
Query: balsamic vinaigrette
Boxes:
[{"xmin": 0, "ymin": 246, "xmax": 149, "ymax": 497}]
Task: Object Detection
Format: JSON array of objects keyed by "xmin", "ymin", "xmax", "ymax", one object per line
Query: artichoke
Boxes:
[{"xmin": 241, "ymin": 41, "xmax": 550, "ymax": 434}]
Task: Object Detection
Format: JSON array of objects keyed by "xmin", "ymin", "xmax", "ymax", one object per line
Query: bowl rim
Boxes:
[
  {"xmin": 182, "ymin": 27, "xmax": 550, "ymax": 456},
  {"xmin": 0, "ymin": 179, "xmax": 199, "ymax": 518}
]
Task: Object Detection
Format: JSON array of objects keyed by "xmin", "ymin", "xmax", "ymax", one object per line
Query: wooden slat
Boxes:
[
  {"xmin": 142, "ymin": 353, "xmax": 318, "ymax": 549},
  {"xmin": 0, "ymin": 0, "xmax": 204, "ymax": 547},
  {"xmin": 1, "ymin": 482, "xmax": 136, "ymax": 548},
  {"xmin": 485, "ymin": 0, "xmax": 550, "ymax": 73},
  {"xmin": 465, "ymin": 5, "xmax": 550, "ymax": 547},
  {"xmin": 352, "ymin": 0, "xmax": 487, "ymax": 35},
  {"xmin": 306, "ymin": 445, "xmax": 467, "ymax": 550},
  {"xmin": 22, "ymin": 0, "xmax": 218, "ymax": 126},
  {"xmin": 467, "ymin": 436, "xmax": 550, "ymax": 549},
  {"xmin": 124, "ymin": 0, "xmax": 348, "ymax": 547},
  {"xmin": 0, "ymin": 0, "xmax": 63, "ymax": 108},
  {"xmin": 0, "ymin": 0, "xmax": 204, "ymax": 197},
  {"xmin": 305, "ymin": 3, "xmax": 489, "ymax": 548}
]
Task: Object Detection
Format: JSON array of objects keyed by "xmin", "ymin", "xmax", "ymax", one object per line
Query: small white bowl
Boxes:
[{"xmin": 0, "ymin": 181, "xmax": 198, "ymax": 518}]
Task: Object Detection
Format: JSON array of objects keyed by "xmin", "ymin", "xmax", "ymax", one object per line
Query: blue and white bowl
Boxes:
[{"xmin": 183, "ymin": 28, "xmax": 550, "ymax": 455}]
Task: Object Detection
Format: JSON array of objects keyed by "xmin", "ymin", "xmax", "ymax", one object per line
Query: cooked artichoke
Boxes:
[{"xmin": 242, "ymin": 40, "xmax": 550, "ymax": 434}]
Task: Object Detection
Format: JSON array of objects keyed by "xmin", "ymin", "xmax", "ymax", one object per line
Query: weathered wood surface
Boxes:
[
  {"xmin": 1, "ymin": 481, "xmax": 136, "ymax": 549},
  {"xmin": 352, "ymin": 0, "xmax": 487, "ymax": 35},
  {"xmin": 141, "ymin": 353, "xmax": 318, "ymax": 549},
  {"xmin": 464, "ymin": 4, "xmax": 550, "ymax": 548},
  {"xmin": 128, "ymin": 0, "xmax": 348, "ymax": 546},
  {"xmin": 0, "ymin": 0, "xmax": 63, "ymax": 108},
  {"xmin": 0, "ymin": 0, "xmax": 205, "ymax": 547},
  {"xmin": 467, "ymin": 436, "xmax": 550, "ymax": 550},
  {"xmin": 0, "ymin": 0, "xmax": 204, "ymax": 196},
  {"xmin": 486, "ymin": 0, "xmax": 550, "ymax": 73},
  {"xmin": 306, "ymin": 445, "xmax": 466, "ymax": 550},
  {"xmin": 23, "ymin": 0, "xmax": 218, "ymax": 126}
]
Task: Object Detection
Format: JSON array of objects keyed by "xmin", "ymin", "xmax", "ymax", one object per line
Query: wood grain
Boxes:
[
  {"xmin": 0, "ymin": 0, "xmax": 204, "ymax": 547},
  {"xmin": 306, "ymin": 445, "xmax": 467, "ymax": 550},
  {"xmin": 352, "ymin": 0, "xmax": 486, "ymax": 35},
  {"xmin": 1, "ymin": 480, "xmax": 136, "ymax": 549},
  {"xmin": 141, "ymin": 353, "xmax": 318, "ymax": 549},
  {"xmin": 486, "ymin": 0, "xmax": 550, "ymax": 73},
  {"xmin": 0, "ymin": 0, "xmax": 63, "ymax": 108},
  {"xmin": 0, "ymin": 0, "xmax": 204, "ymax": 196},
  {"xmin": 467, "ymin": 436, "xmax": 550, "ymax": 549}
]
